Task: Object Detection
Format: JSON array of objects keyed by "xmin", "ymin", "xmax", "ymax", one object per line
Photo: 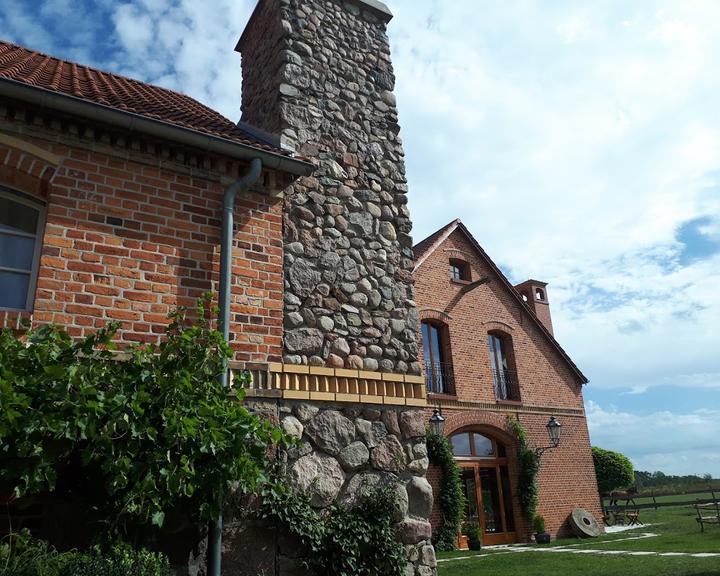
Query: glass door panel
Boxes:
[
  {"xmin": 461, "ymin": 467, "xmax": 479, "ymax": 525},
  {"xmin": 479, "ymin": 467, "xmax": 503, "ymax": 535}
]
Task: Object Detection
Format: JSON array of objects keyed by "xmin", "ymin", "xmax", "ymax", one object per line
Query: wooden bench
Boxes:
[{"xmin": 695, "ymin": 501, "xmax": 720, "ymax": 532}]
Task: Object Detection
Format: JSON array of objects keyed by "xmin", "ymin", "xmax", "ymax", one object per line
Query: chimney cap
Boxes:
[
  {"xmin": 237, "ymin": 0, "xmax": 393, "ymax": 52},
  {"xmin": 350, "ymin": 0, "xmax": 394, "ymax": 22}
]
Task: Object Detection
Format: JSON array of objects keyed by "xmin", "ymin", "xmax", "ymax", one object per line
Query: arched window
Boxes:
[
  {"xmin": 487, "ymin": 331, "xmax": 520, "ymax": 401},
  {"xmin": 535, "ymin": 288, "xmax": 545, "ymax": 301},
  {"xmin": 0, "ymin": 188, "xmax": 45, "ymax": 311},
  {"xmin": 421, "ymin": 320, "xmax": 454, "ymax": 394}
]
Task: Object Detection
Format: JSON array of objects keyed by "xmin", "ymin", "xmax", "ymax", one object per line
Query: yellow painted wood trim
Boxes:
[
  {"xmin": 405, "ymin": 398, "xmax": 427, "ymax": 407},
  {"xmin": 335, "ymin": 368, "xmax": 359, "ymax": 378},
  {"xmin": 382, "ymin": 373, "xmax": 405, "ymax": 382},
  {"xmin": 283, "ymin": 364, "xmax": 310, "ymax": 374},
  {"xmin": 335, "ymin": 393, "xmax": 361, "ymax": 403},
  {"xmin": 360, "ymin": 394, "xmax": 384, "ymax": 404},
  {"xmin": 309, "ymin": 366, "xmax": 335, "ymax": 376},
  {"xmin": 282, "ymin": 390, "xmax": 311, "ymax": 400},
  {"xmin": 382, "ymin": 396, "xmax": 406, "ymax": 406},
  {"xmin": 309, "ymin": 391, "xmax": 335, "ymax": 401},
  {"xmin": 404, "ymin": 374, "xmax": 425, "ymax": 384}
]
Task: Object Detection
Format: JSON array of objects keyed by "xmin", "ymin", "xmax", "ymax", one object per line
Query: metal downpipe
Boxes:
[{"xmin": 208, "ymin": 156, "xmax": 263, "ymax": 576}]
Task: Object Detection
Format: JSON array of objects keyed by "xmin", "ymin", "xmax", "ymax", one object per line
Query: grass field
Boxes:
[{"xmin": 437, "ymin": 506, "xmax": 720, "ymax": 576}]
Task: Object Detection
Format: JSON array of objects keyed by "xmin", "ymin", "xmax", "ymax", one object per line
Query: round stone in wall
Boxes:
[
  {"xmin": 370, "ymin": 435, "xmax": 406, "ymax": 473},
  {"xmin": 288, "ymin": 452, "xmax": 345, "ymax": 508},
  {"xmin": 338, "ymin": 441, "xmax": 370, "ymax": 471},
  {"xmin": 305, "ymin": 409, "xmax": 356, "ymax": 455}
]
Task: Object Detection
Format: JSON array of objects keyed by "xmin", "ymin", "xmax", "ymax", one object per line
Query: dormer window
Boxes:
[
  {"xmin": 449, "ymin": 258, "xmax": 470, "ymax": 282},
  {"xmin": 535, "ymin": 288, "xmax": 545, "ymax": 301}
]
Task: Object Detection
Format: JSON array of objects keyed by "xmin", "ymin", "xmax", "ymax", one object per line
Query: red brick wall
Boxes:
[
  {"xmin": 0, "ymin": 119, "xmax": 284, "ymax": 364},
  {"xmin": 416, "ymin": 228, "xmax": 602, "ymax": 539}
]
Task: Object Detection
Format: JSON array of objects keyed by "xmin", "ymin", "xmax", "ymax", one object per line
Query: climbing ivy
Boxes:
[
  {"xmin": 0, "ymin": 296, "xmax": 289, "ymax": 535},
  {"xmin": 506, "ymin": 416, "xmax": 540, "ymax": 520},
  {"xmin": 258, "ymin": 479, "xmax": 406, "ymax": 576},
  {"xmin": 426, "ymin": 431, "xmax": 465, "ymax": 551}
]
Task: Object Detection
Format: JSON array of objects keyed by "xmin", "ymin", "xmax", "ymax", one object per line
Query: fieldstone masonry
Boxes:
[
  {"xmin": 291, "ymin": 402, "xmax": 435, "ymax": 575},
  {"xmin": 233, "ymin": 1, "xmax": 437, "ymax": 574},
  {"xmin": 237, "ymin": 0, "xmax": 420, "ymax": 375}
]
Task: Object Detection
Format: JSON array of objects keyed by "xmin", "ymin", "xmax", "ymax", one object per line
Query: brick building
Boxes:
[
  {"xmin": 0, "ymin": 1, "xmax": 440, "ymax": 574},
  {"xmin": 414, "ymin": 219, "xmax": 602, "ymax": 543}
]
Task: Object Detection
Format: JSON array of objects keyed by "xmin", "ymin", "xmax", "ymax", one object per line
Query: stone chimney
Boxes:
[
  {"xmin": 515, "ymin": 279, "xmax": 554, "ymax": 336},
  {"xmin": 236, "ymin": 0, "xmax": 419, "ymax": 375}
]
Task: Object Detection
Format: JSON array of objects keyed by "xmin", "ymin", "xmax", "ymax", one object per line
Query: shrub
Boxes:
[
  {"xmin": 0, "ymin": 532, "xmax": 171, "ymax": 576},
  {"xmin": 62, "ymin": 544, "xmax": 172, "ymax": 576},
  {"xmin": 427, "ymin": 432, "xmax": 465, "ymax": 551},
  {"xmin": 0, "ymin": 296, "xmax": 290, "ymax": 535},
  {"xmin": 462, "ymin": 521, "xmax": 481, "ymax": 550},
  {"xmin": 259, "ymin": 481, "xmax": 406, "ymax": 576},
  {"xmin": 532, "ymin": 514, "xmax": 546, "ymax": 534},
  {"xmin": 592, "ymin": 446, "xmax": 635, "ymax": 495}
]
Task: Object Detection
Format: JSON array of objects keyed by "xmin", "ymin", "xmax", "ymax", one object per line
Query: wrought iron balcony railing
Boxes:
[
  {"xmin": 492, "ymin": 367, "xmax": 520, "ymax": 401},
  {"xmin": 425, "ymin": 361, "xmax": 455, "ymax": 395}
]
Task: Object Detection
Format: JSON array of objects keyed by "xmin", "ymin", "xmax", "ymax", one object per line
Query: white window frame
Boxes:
[{"xmin": 0, "ymin": 187, "xmax": 46, "ymax": 312}]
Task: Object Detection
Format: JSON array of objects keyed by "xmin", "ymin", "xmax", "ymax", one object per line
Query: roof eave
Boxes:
[{"xmin": 0, "ymin": 77, "xmax": 314, "ymax": 178}]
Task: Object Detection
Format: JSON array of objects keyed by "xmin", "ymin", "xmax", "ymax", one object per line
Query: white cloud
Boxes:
[
  {"xmin": 2, "ymin": 0, "xmax": 718, "ymax": 476},
  {"xmin": 587, "ymin": 401, "xmax": 720, "ymax": 476}
]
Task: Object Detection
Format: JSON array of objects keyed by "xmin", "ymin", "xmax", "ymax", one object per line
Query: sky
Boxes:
[{"xmin": 2, "ymin": 0, "xmax": 719, "ymax": 477}]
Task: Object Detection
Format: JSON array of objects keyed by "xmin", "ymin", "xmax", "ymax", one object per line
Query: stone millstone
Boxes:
[{"xmin": 569, "ymin": 508, "xmax": 601, "ymax": 538}]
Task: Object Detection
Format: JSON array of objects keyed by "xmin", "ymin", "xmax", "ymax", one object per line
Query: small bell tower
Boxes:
[{"xmin": 515, "ymin": 279, "xmax": 554, "ymax": 336}]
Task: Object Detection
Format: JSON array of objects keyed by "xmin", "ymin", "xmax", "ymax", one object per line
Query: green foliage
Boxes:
[
  {"xmin": 0, "ymin": 531, "xmax": 171, "ymax": 576},
  {"xmin": 532, "ymin": 514, "xmax": 546, "ymax": 534},
  {"xmin": 259, "ymin": 480, "xmax": 406, "ymax": 576},
  {"xmin": 0, "ymin": 296, "xmax": 289, "ymax": 534},
  {"xmin": 506, "ymin": 416, "xmax": 540, "ymax": 520},
  {"xmin": 592, "ymin": 446, "xmax": 635, "ymax": 495},
  {"xmin": 462, "ymin": 521, "xmax": 481, "ymax": 550},
  {"xmin": 634, "ymin": 470, "xmax": 719, "ymax": 496},
  {"xmin": 427, "ymin": 431, "xmax": 465, "ymax": 551}
]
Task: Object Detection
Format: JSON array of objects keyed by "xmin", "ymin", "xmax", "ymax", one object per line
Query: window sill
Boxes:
[{"xmin": 427, "ymin": 392, "xmax": 458, "ymax": 402}]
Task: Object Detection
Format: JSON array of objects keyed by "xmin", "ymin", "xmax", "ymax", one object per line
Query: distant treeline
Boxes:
[{"xmin": 635, "ymin": 470, "xmax": 720, "ymax": 496}]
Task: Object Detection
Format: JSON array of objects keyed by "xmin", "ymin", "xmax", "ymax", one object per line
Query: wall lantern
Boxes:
[
  {"xmin": 546, "ymin": 416, "xmax": 562, "ymax": 447},
  {"xmin": 535, "ymin": 416, "xmax": 562, "ymax": 457},
  {"xmin": 429, "ymin": 407, "xmax": 445, "ymax": 436}
]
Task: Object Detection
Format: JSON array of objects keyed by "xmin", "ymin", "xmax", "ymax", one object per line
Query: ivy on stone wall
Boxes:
[
  {"xmin": 258, "ymin": 480, "xmax": 406, "ymax": 576},
  {"xmin": 426, "ymin": 432, "xmax": 465, "ymax": 551},
  {"xmin": 506, "ymin": 416, "xmax": 540, "ymax": 520}
]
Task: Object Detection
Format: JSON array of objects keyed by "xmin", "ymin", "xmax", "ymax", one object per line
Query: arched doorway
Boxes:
[{"xmin": 450, "ymin": 430, "xmax": 517, "ymax": 545}]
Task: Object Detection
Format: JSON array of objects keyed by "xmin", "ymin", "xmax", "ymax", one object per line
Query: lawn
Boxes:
[{"xmin": 437, "ymin": 506, "xmax": 720, "ymax": 576}]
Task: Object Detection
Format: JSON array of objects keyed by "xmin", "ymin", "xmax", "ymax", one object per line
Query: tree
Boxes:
[{"xmin": 592, "ymin": 446, "xmax": 635, "ymax": 494}]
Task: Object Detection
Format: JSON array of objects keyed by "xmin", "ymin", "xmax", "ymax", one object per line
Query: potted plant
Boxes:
[
  {"xmin": 462, "ymin": 521, "xmax": 482, "ymax": 550},
  {"xmin": 533, "ymin": 514, "xmax": 551, "ymax": 544}
]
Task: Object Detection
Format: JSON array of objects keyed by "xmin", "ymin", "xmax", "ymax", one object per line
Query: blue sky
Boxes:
[{"xmin": 2, "ymin": 0, "xmax": 719, "ymax": 477}]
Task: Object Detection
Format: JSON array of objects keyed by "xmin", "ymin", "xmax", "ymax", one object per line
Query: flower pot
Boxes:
[
  {"xmin": 468, "ymin": 537, "xmax": 482, "ymax": 551},
  {"xmin": 534, "ymin": 532, "xmax": 551, "ymax": 544}
]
